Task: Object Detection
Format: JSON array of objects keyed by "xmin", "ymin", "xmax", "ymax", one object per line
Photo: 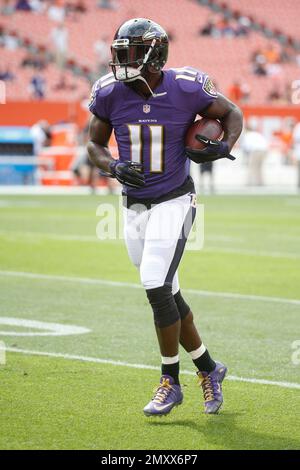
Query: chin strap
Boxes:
[
  {"xmin": 134, "ymin": 75, "xmax": 167, "ymax": 98},
  {"xmin": 119, "ymin": 70, "xmax": 167, "ymax": 98}
]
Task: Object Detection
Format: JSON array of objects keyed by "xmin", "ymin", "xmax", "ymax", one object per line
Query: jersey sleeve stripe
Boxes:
[
  {"xmin": 175, "ymin": 74, "xmax": 196, "ymax": 81},
  {"xmin": 101, "ymin": 77, "xmax": 116, "ymax": 88}
]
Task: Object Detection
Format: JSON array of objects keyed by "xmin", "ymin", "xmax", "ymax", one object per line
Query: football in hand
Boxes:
[{"xmin": 185, "ymin": 118, "xmax": 223, "ymax": 150}]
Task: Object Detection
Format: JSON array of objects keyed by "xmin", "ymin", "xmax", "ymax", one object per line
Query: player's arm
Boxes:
[
  {"xmin": 186, "ymin": 93, "xmax": 243, "ymax": 163},
  {"xmin": 87, "ymin": 114, "xmax": 114, "ymax": 173},
  {"xmin": 87, "ymin": 114, "xmax": 145, "ymax": 188},
  {"xmin": 201, "ymin": 93, "xmax": 243, "ymax": 153}
]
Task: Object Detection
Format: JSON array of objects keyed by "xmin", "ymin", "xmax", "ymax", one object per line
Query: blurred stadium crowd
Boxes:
[
  {"xmin": 1, "ymin": 0, "xmax": 300, "ymax": 103},
  {"xmin": 0, "ymin": 0, "xmax": 300, "ymax": 190}
]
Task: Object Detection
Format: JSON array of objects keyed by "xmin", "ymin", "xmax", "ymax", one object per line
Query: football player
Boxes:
[{"xmin": 87, "ymin": 18, "xmax": 243, "ymax": 416}]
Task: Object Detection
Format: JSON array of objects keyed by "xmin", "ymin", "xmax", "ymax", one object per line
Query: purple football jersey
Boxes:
[{"xmin": 89, "ymin": 67, "xmax": 218, "ymax": 198}]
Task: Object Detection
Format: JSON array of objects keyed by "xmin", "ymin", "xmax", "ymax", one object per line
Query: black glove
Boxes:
[
  {"xmin": 186, "ymin": 135, "xmax": 236, "ymax": 164},
  {"xmin": 108, "ymin": 160, "xmax": 145, "ymax": 189}
]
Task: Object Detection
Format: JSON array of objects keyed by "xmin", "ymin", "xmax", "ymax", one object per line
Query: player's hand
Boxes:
[
  {"xmin": 186, "ymin": 135, "xmax": 236, "ymax": 164},
  {"xmin": 109, "ymin": 160, "xmax": 145, "ymax": 188}
]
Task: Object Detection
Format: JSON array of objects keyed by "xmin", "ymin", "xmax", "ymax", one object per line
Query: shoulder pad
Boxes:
[
  {"xmin": 89, "ymin": 72, "xmax": 117, "ymax": 111},
  {"xmin": 91, "ymin": 72, "xmax": 118, "ymax": 98},
  {"xmin": 170, "ymin": 67, "xmax": 217, "ymax": 96}
]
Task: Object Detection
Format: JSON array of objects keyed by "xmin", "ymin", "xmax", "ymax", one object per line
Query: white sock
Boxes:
[
  {"xmin": 189, "ymin": 344, "xmax": 206, "ymax": 360},
  {"xmin": 161, "ymin": 355, "xmax": 179, "ymax": 364}
]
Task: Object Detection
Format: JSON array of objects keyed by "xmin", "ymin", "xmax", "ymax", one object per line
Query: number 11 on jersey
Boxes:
[{"xmin": 127, "ymin": 124, "xmax": 164, "ymax": 173}]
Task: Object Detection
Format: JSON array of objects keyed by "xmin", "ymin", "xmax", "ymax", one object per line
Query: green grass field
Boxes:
[{"xmin": 0, "ymin": 194, "xmax": 300, "ymax": 450}]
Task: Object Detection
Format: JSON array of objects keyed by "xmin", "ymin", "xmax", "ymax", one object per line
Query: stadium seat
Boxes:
[{"xmin": 1, "ymin": 0, "xmax": 298, "ymax": 103}]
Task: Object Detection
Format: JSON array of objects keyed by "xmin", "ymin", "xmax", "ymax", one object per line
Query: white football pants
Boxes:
[{"xmin": 123, "ymin": 193, "xmax": 196, "ymax": 292}]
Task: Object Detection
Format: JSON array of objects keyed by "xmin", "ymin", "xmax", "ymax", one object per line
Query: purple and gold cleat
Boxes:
[
  {"xmin": 197, "ymin": 362, "xmax": 227, "ymax": 414},
  {"xmin": 143, "ymin": 375, "xmax": 183, "ymax": 417}
]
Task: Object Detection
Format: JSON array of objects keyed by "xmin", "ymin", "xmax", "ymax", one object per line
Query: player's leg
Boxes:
[
  {"xmin": 124, "ymin": 198, "xmax": 226, "ymax": 415},
  {"xmin": 172, "ymin": 273, "xmax": 216, "ymax": 370},
  {"xmin": 123, "ymin": 205, "xmax": 185, "ymax": 415},
  {"xmin": 172, "ymin": 273, "xmax": 199, "ymax": 349},
  {"xmin": 172, "ymin": 272, "xmax": 212, "ymax": 363},
  {"xmin": 140, "ymin": 194, "xmax": 195, "ymax": 416},
  {"xmin": 172, "ymin": 273, "xmax": 227, "ymax": 414},
  {"xmin": 177, "ymin": 296, "xmax": 227, "ymax": 414},
  {"xmin": 123, "ymin": 205, "xmax": 148, "ymax": 269}
]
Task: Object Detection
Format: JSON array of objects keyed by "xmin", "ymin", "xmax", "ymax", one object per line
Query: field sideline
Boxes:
[{"xmin": 0, "ymin": 194, "xmax": 300, "ymax": 450}]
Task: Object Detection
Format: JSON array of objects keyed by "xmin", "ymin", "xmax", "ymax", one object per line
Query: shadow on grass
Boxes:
[{"xmin": 147, "ymin": 412, "xmax": 300, "ymax": 450}]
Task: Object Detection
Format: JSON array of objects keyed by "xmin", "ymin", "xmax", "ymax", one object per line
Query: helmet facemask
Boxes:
[{"xmin": 110, "ymin": 38, "xmax": 167, "ymax": 82}]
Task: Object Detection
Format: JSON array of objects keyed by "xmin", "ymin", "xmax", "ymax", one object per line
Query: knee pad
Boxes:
[
  {"xmin": 174, "ymin": 290, "xmax": 191, "ymax": 320},
  {"xmin": 140, "ymin": 255, "xmax": 166, "ymax": 290},
  {"xmin": 146, "ymin": 284, "xmax": 180, "ymax": 328}
]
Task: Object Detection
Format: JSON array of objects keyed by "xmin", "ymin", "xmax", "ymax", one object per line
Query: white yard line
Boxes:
[
  {"xmin": 0, "ymin": 186, "xmax": 114, "ymax": 196},
  {"xmin": 0, "ymin": 186, "xmax": 298, "ymax": 195},
  {"xmin": 1, "ymin": 269, "xmax": 300, "ymax": 306},
  {"xmin": 0, "ymin": 229, "xmax": 300, "ymax": 259},
  {"xmin": 0, "ymin": 317, "xmax": 90, "ymax": 337},
  {"xmin": 0, "ymin": 270, "xmax": 299, "ymax": 390},
  {"xmin": 206, "ymin": 246, "xmax": 300, "ymax": 260},
  {"xmin": 3, "ymin": 346, "xmax": 300, "ymax": 391},
  {"xmin": 0, "ymin": 230, "xmax": 105, "ymax": 243},
  {"xmin": 3, "ymin": 231, "xmax": 98, "ymax": 242}
]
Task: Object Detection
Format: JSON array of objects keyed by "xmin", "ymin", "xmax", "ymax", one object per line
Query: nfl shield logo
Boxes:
[{"xmin": 143, "ymin": 104, "xmax": 151, "ymax": 114}]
